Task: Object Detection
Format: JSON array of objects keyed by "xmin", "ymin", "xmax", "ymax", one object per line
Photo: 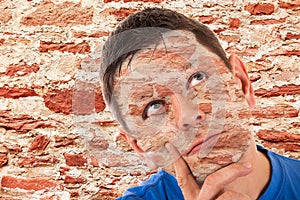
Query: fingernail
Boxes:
[{"xmin": 243, "ymin": 162, "xmax": 252, "ymax": 169}]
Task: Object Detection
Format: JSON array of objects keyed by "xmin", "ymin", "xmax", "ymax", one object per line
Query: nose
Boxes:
[{"xmin": 171, "ymin": 94, "xmax": 205, "ymax": 131}]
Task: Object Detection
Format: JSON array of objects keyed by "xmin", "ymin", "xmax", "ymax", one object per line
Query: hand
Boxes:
[{"xmin": 165, "ymin": 143, "xmax": 254, "ymax": 200}]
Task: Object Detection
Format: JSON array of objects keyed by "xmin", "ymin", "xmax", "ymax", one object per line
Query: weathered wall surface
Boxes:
[{"xmin": 0, "ymin": 0, "xmax": 299, "ymax": 199}]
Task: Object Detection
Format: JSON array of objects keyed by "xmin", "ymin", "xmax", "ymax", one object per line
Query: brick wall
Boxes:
[{"xmin": 0, "ymin": 0, "xmax": 299, "ymax": 199}]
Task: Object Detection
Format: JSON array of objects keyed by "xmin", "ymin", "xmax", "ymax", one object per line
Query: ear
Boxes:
[
  {"xmin": 229, "ymin": 54, "xmax": 256, "ymax": 108},
  {"xmin": 119, "ymin": 130, "xmax": 145, "ymax": 154}
]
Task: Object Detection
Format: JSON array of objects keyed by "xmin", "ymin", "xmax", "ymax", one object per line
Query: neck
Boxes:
[{"xmin": 226, "ymin": 138, "xmax": 271, "ymax": 199}]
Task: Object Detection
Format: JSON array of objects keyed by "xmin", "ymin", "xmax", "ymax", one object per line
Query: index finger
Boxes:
[
  {"xmin": 199, "ymin": 162, "xmax": 253, "ymax": 199},
  {"xmin": 165, "ymin": 143, "xmax": 200, "ymax": 198}
]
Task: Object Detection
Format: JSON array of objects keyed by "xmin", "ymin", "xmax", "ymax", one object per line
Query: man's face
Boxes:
[{"xmin": 112, "ymin": 30, "xmax": 252, "ymax": 181}]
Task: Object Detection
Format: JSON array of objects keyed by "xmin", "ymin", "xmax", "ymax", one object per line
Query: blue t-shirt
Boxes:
[{"xmin": 117, "ymin": 146, "xmax": 300, "ymax": 200}]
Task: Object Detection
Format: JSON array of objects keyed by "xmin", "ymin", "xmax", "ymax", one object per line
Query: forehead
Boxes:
[
  {"xmin": 113, "ymin": 30, "xmax": 231, "ymax": 101},
  {"xmin": 118, "ymin": 30, "xmax": 225, "ymax": 77}
]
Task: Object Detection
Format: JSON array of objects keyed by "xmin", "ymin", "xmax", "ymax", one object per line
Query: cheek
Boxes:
[{"xmin": 137, "ymin": 130, "xmax": 177, "ymax": 152}]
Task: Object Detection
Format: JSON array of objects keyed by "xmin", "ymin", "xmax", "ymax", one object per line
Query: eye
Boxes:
[
  {"xmin": 188, "ymin": 71, "xmax": 207, "ymax": 88},
  {"xmin": 142, "ymin": 100, "xmax": 166, "ymax": 120}
]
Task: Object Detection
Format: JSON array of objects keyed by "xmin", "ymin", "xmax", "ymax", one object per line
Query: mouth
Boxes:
[{"xmin": 183, "ymin": 133, "xmax": 220, "ymax": 157}]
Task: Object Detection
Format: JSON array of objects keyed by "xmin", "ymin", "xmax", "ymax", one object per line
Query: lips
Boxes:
[{"xmin": 184, "ymin": 133, "xmax": 220, "ymax": 156}]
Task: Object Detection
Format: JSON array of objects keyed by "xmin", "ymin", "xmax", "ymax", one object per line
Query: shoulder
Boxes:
[
  {"xmin": 116, "ymin": 170, "xmax": 184, "ymax": 200},
  {"xmin": 258, "ymin": 145, "xmax": 300, "ymax": 171},
  {"xmin": 257, "ymin": 145, "xmax": 300, "ymax": 200}
]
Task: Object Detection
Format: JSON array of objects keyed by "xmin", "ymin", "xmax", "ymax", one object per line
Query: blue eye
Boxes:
[
  {"xmin": 189, "ymin": 71, "xmax": 207, "ymax": 88},
  {"xmin": 142, "ymin": 100, "xmax": 166, "ymax": 120},
  {"xmin": 149, "ymin": 102, "xmax": 162, "ymax": 110}
]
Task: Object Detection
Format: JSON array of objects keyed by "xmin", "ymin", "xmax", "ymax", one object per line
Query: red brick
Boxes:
[
  {"xmin": 95, "ymin": 91, "xmax": 106, "ymax": 112},
  {"xmin": 282, "ymin": 50, "xmax": 300, "ymax": 57},
  {"xmin": 1, "ymin": 142, "xmax": 22, "ymax": 152},
  {"xmin": 215, "ymin": 128, "xmax": 250, "ymax": 149},
  {"xmin": 72, "ymin": 31, "xmax": 109, "ymax": 38},
  {"xmin": 64, "ymin": 176, "xmax": 86, "ymax": 184},
  {"xmin": 64, "ymin": 154, "xmax": 87, "ymax": 166},
  {"xmin": 93, "ymin": 189, "xmax": 119, "ymax": 199},
  {"xmin": 88, "ymin": 136, "xmax": 109, "ymax": 151},
  {"xmin": 257, "ymin": 130, "xmax": 300, "ymax": 143},
  {"xmin": 199, "ymin": 154, "xmax": 233, "ymax": 164},
  {"xmin": 213, "ymin": 29, "xmax": 226, "ymax": 34},
  {"xmin": 0, "ymin": 111, "xmax": 54, "ymax": 133},
  {"xmin": 73, "ymin": 82, "xmax": 105, "ymax": 114},
  {"xmin": 104, "ymin": 0, "xmax": 121, "ymax": 2},
  {"xmin": 44, "ymin": 88, "xmax": 105, "ymax": 115},
  {"xmin": 73, "ymin": 82, "xmax": 96, "ymax": 115},
  {"xmin": 128, "ymin": 104, "xmax": 145, "ymax": 116},
  {"xmin": 5, "ymin": 63, "xmax": 39, "ymax": 76},
  {"xmin": 249, "ymin": 74, "xmax": 261, "ymax": 82},
  {"xmin": 94, "ymin": 120, "xmax": 118, "ymax": 126},
  {"xmin": 245, "ymin": 3, "xmax": 275, "ymax": 15},
  {"xmin": 250, "ymin": 18, "xmax": 286, "ymax": 25},
  {"xmin": 0, "ymin": 153, "xmax": 8, "ymax": 167},
  {"xmin": 28, "ymin": 135, "xmax": 50, "ymax": 151},
  {"xmin": 107, "ymin": 8, "xmax": 136, "ymax": 21},
  {"xmin": 0, "ymin": 86, "xmax": 37, "ymax": 99},
  {"xmin": 1, "ymin": 176, "xmax": 63, "ymax": 191},
  {"xmin": 110, "ymin": 177, "xmax": 121, "ymax": 184},
  {"xmin": 155, "ymin": 85, "xmax": 173, "ymax": 98},
  {"xmin": 39, "ymin": 41, "xmax": 90, "ymax": 54},
  {"xmin": 90, "ymin": 156, "xmax": 99, "ymax": 167},
  {"xmin": 39, "ymin": 196, "xmax": 59, "ymax": 200},
  {"xmin": 292, "ymin": 122, "xmax": 300, "ymax": 128},
  {"xmin": 255, "ymin": 84, "xmax": 300, "ymax": 97},
  {"xmin": 219, "ymin": 35, "xmax": 241, "ymax": 43},
  {"xmin": 18, "ymin": 155, "xmax": 58, "ymax": 167},
  {"xmin": 269, "ymin": 49, "xmax": 300, "ymax": 57},
  {"xmin": 285, "ymin": 32, "xmax": 300, "ymax": 40},
  {"xmin": 70, "ymin": 191, "xmax": 80, "ymax": 198},
  {"xmin": 257, "ymin": 129, "xmax": 300, "ymax": 152},
  {"xmin": 199, "ymin": 103, "xmax": 212, "ymax": 114},
  {"xmin": 243, "ymin": 105, "xmax": 299, "ymax": 118},
  {"xmin": 198, "ymin": 15, "xmax": 218, "ymax": 24},
  {"xmin": 262, "ymin": 141, "xmax": 300, "ymax": 152},
  {"xmin": 104, "ymin": 0, "xmax": 163, "ymax": 2},
  {"xmin": 130, "ymin": 84, "xmax": 153, "ymax": 100},
  {"xmin": 229, "ymin": 18, "xmax": 241, "ymax": 29},
  {"xmin": 0, "ymin": 8, "xmax": 12, "ymax": 23},
  {"xmin": 126, "ymin": 0, "xmax": 163, "ymax": 2},
  {"xmin": 54, "ymin": 135, "xmax": 78, "ymax": 148},
  {"xmin": 59, "ymin": 166, "xmax": 70, "ymax": 176},
  {"xmin": 21, "ymin": 121, "xmax": 54, "ymax": 132},
  {"xmin": 0, "ymin": 198, "xmax": 20, "ymax": 200},
  {"xmin": 21, "ymin": 2, "xmax": 93, "ymax": 26},
  {"xmin": 279, "ymin": 2, "xmax": 300, "ymax": 10},
  {"xmin": 43, "ymin": 89, "xmax": 72, "ymax": 114}
]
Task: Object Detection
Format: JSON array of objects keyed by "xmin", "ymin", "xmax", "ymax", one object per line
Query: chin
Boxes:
[
  {"xmin": 164, "ymin": 134, "xmax": 251, "ymax": 183},
  {"xmin": 187, "ymin": 148, "xmax": 246, "ymax": 182},
  {"xmin": 189, "ymin": 138, "xmax": 251, "ymax": 182}
]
